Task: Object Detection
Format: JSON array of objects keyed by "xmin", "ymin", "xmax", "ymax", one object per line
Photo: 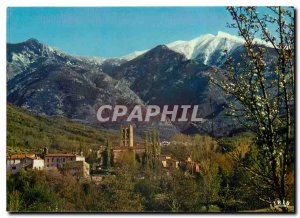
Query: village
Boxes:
[{"xmin": 6, "ymin": 124, "xmax": 201, "ymax": 180}]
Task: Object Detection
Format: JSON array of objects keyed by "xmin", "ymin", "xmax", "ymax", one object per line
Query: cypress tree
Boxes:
[
  {"xmin": 104, "ymin": 139, "xmax": 111, "ymax": 169},
  {"xmin": 155, "ymin": 130, "xmax": 161, "ymax": 157},
  {"xmin": 144, "ymin": 132, "xmax": 149, "ymax": 168}
]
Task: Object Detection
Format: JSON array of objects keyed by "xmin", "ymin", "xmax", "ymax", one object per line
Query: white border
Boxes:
[
  {"xmin": 1, "ymin": 1, "xmax": 299, "ymax": 218},
  {"xmin": 0, "ymin": 0, "xmax": 299, "ymax": 6}
]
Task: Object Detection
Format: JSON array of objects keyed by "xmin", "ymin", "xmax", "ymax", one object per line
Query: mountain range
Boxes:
[{"xmin": 6, "ymin": 32, "xmax": 276, "ymax": 139}]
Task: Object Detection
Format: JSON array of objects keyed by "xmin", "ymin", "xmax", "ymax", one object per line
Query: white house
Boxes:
[{"xmin": 6, "ymin": 154, "xmax": 44, "ymax": 174}]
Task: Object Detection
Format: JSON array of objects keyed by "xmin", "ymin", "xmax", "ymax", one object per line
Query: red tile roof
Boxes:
[
  {"xmin": 7, "ymin": 154, "xmax": 36, "ymax": 159},
  {"xmin": 112, "ymin": 146, "xmax": 145, "ymax": 151},
  {"xmin": 45, "ymin": 153, "xmax": 79, "ymax": 157}
]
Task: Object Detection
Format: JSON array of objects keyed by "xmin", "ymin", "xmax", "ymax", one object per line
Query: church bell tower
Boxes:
[{"xmin": 120, "ymin": 124, "xmax": 133, "ymax": 147}]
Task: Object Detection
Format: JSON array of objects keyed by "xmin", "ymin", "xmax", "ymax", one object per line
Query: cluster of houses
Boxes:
[
  {"xmin": 159, "ymin": 155, "xmax": 200, "ymax": 173},
  {"xmin": 7, "ymin": 124, "xmax": 201, "ymax": 178},
  {"xmin": 7, "ymin": 148, "xmax": 90, "ymax": 178},
  {"xmin": 111, "ymin": 124, "xmax": 200, "ymax": 173}
]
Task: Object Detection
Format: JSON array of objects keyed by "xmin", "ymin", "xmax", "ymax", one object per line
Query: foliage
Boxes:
[
  {"xmin": 7, "ymin": 95, "xmax": 295, "ymax": 212},
  {"xmin": 7, "ymin": 103, "xmax": 118, "ymax": 155},
  {"xmin": 103, "ymin": 139, "xmax": 112, "ymax": 169},
  {"xmin": 210, "ymin": 6, "xmax": 295, "ymax": 208},
  {"xmin": 144, "ymin": 129, "xmax": 161, "ymax": 169},
  {"xmin": 7, "ymin": 131, "xmax": 294, "ymax": 212}
]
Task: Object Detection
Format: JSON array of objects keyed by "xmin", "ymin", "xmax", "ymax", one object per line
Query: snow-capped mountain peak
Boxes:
[
  {"xmin": 9, "ymin": 31, "xmax": 272, "ymax": 70},
  {"xmin": 166, "ymin": 32, "xmax": 244, "ymax": 63},
  {"xmin": 164, "ymin": 31, "xmax": 272, "ymax": 66},
  {"xmin": 166, "ymin": 34, "xmax": 215, "ymax": 60},
  {"xmin": 105, "ymin": 31, "xmax": 272, "ymax": 65}
]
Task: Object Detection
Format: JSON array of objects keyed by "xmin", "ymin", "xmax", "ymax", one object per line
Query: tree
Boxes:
[
  {"xmin": 154, "ymin": 130, "xmax": 161, "ymax": 157},
  {"xmin": 144, "ymin": 129, "xmax": 161, "ymax": 169},
  {"xmin": 114, "ymin": 150, "xmax": 137, "ymax": 174},
  {"xmin": 211, "ymin": 7, "xmax": 294, "ymax": 211},
  {"xmin": 7, "ymin": 190, "xmax": 22, "ymax": 211},
  {"xmin": 192, "ymin": 135, "xmax": 220, "ymax": 211},
  {"xmin": 103, "ymin": 139, "xmax": 112, "ymax": 169},
  {"xmin": 144, "ymin": 131, "xmax": 151, "ymax": 169},
  {"xmin": 100, "ymin": 174, "xmax": 143, "ymax": 212},
  {"xmin": 170, "ymin": 171, "xmax": 200, "ymax": 212}
]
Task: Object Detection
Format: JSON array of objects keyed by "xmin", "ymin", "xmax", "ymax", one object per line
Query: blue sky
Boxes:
[{"xmin": 7, "ymin": 7, "xmax": 239, "ymax": 57}]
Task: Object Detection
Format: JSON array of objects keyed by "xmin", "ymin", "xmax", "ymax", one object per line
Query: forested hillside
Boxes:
[{"xmin": 7, "ymin": 103, "xmax": 119, "ymax": 155}]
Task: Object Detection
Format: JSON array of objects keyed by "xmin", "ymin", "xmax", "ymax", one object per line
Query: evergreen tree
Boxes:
[
  {"xmin": 104, "ymin": 139, "xmax": 112, "ymax": 169},
  {"xmin": 144, "ymin": 132, "xmax": 150, "ymax": 168},
  {"xmin": 155, "ymin": 130, "xmax": 161, "ymax": 157},
  {"xmin": 145, "ymin": 129, "xmax": 161, "ymax": 169}
]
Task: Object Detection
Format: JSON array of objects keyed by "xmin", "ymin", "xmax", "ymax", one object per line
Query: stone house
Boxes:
[
  {"xmin": 44, "ymin": 153, "xmax": 90, "ymax": 178},
  {"xmin": 63, "ymin": 160, "xmax": 90, "ymax": 178},
  {"xmin": 160, "ymin": 155, "xmax": 179, "ymax": 169},
  {"xmin": 6, "ymin": 154, "xmax": 44, "ymax": 174},
  {"xmin": 44, "ymin": 153, "xmax": 85, "ymax": 169}
]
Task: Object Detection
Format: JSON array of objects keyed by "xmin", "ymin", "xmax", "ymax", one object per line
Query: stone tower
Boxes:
[{"xmin": 120, "ymin": 124, "xmax": 133, "ymax": 147}]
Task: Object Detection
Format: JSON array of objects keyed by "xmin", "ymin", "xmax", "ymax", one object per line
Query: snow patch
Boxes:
[{"xmin": 121, "ymin": 50, "xmax": 149, "ymax": 61}]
